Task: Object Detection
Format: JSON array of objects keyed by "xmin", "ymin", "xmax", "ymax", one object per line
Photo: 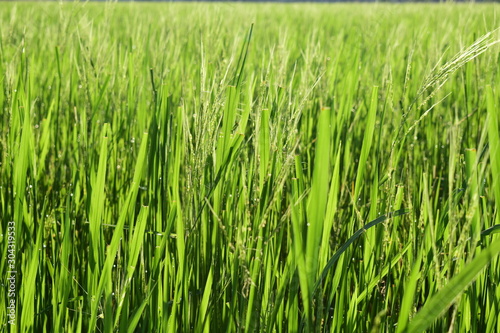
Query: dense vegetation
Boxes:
[{"xmin": 0, "ymin": 2, "xmax": 499, "ymax": 332}]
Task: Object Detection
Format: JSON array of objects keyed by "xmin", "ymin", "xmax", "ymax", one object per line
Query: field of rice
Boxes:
[{"xmin": 0, "ymin": 2, "xmax": 499, "ymax": 332}]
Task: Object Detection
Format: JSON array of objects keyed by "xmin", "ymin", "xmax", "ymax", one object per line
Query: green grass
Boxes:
[{"xmin": 0, "ymin": 2, "xmax": 499, "ymax": 332}]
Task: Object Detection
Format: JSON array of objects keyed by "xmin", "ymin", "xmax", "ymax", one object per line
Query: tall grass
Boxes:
[{"xmin": 0, "ymin": 2, "xmax": 499, "ymax": 332}]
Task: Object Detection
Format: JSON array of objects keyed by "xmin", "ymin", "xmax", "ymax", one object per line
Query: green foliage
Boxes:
[{"xmin": 0, "ymin": 3, "xmax": 499, "ymax": 332}]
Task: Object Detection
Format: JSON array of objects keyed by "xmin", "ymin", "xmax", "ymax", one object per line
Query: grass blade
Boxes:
[
  {"xmin": 406, "ymin": 236, "xmax": 500, "ymax": 332},
  {"xmin": 313, "ymin": 209, "xmax": 409, "ymax": 295}
]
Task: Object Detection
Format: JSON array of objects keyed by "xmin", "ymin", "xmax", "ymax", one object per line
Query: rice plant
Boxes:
[{"xmin": 0, "ymin": 2, "xmax": 499, "ymax": 332}]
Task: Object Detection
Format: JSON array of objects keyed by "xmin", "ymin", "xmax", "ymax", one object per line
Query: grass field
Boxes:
[{"xmin": 0, "ymin": 2, "xmax": 499, "ymax": 332}]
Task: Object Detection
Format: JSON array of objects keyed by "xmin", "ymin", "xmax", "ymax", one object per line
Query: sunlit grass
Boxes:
[{"xmin": 0, "ymin": 2, "xmax": 499, "ymax": 332}]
